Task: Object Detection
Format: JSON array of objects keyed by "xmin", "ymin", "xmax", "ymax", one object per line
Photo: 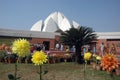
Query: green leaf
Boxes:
[{"xmin": 42, "ymin": 70, "xmax": 48, "ymax": 75}]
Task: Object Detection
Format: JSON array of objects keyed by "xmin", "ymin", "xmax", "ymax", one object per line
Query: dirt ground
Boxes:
[{"xmin": 0, "ymin": 62, "xmax": 120, "ymax": 80}]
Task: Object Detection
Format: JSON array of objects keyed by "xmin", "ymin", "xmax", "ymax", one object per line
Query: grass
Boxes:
[{"xmin": 0, "ymin": 62, "xmax": 120, "ymax": 80}]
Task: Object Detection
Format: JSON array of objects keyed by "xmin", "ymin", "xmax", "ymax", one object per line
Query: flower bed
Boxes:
[{"xmin": 46, "ymin": 51, "xmax": 75, "ymax": 63}]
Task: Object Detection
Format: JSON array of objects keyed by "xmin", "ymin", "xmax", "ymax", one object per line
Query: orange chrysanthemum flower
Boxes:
[{"xmin": 100, "ymin": 54, "xmax": 119, "ymax": 72}]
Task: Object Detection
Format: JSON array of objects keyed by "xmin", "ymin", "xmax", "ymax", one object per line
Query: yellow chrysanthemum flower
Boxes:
[
  {"xmin": 84, "ymin": 52, "xmax": 92, "ymax": 60},
  {"xmin": 96, "ymin": 56, "xmax": 101, "ymax": 60},
  {"xmin": 12, "ymin": 39, "xmax": 30, "ymax": 57},
  {"xmin": 31, "ymin": 51, "xmax": 48, "ymax": 65}
]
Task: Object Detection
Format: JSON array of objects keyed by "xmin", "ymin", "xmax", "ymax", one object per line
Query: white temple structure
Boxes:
[{"xmin": 30, "ymin": 12, "xmax": 79, "ymax": 32}]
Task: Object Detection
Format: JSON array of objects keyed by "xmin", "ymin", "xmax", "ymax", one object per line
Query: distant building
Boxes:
[
  {"xmin": 95, "ymin": 32, "xmax": 120, "ymax": 54},
  {"xmin": 0, "ymin": 28, "xmax": 60, "ymax": 50},
  {"xmin": 0, "ymin": 28, "xmax": 120, "ymax": 54},
  {"xmin": 0, "ymin": 12, "xmax": 120, "ymax": 54}
]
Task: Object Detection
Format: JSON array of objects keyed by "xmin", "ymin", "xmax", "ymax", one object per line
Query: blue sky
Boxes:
[{"xmin": 0, "ymin": 0, "xmax": 120, "ymax": 32}]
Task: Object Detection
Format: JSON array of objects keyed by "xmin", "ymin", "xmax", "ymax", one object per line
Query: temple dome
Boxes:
[{"xmin": 30, "ymin": 12, "xmax": 79, "ymax": 32}]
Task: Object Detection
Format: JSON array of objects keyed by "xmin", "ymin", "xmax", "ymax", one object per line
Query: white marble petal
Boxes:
[
  {"xmin": 72, "ymin": 21, "xmax": 80, "ymax": 29},
  {"xmin": 30, "ymin": 20, "xmax": 43, "ymax": 31},
  {"xmin": 59, "ymin": 18, "xmax": 72, "ymax": 31},
  {"xmin": 42, "ymin": 18, "xmax": 58, "ymax": 32}
]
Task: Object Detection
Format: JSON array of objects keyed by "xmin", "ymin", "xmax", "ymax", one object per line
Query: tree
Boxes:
[{"xmin": 60, "ymin": 26, "xmax": 97, "ymax": 64}]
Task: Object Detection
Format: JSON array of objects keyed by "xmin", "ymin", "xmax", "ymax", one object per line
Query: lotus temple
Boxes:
[{"xmin": 0, "ymin": 12, "xmax": 120, "ymax": 54}]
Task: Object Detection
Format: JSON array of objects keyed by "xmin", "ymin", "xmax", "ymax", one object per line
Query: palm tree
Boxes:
[{"xmin": 60, "ymin": 26, "xmax": 97, "ymax": 64}]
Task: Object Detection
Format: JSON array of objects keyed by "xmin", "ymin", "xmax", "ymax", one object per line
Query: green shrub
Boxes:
[{"xmin": 0, "ymin": 50, "xmax": 7, "ymax": 62}]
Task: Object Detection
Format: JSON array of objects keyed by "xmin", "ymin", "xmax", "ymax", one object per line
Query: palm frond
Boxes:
[{"xmin": 60, "ymin": 26, "xmax": 97, "ymax": 46}]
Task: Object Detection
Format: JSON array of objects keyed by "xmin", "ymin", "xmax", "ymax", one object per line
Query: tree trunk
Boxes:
[{"xmin": 75, "ymin": 45, "xmax": 84, "ymax": 64}]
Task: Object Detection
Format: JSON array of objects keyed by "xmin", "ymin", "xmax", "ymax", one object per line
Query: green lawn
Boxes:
[{"xmin": 0, "ymin": 62, "xmax": 120, "ymax": 80}]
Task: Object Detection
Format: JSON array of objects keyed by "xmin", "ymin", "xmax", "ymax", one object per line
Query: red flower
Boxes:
[{"xmin": 100, "ymin": 54, "xmax": 119, "ymax": 72}]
